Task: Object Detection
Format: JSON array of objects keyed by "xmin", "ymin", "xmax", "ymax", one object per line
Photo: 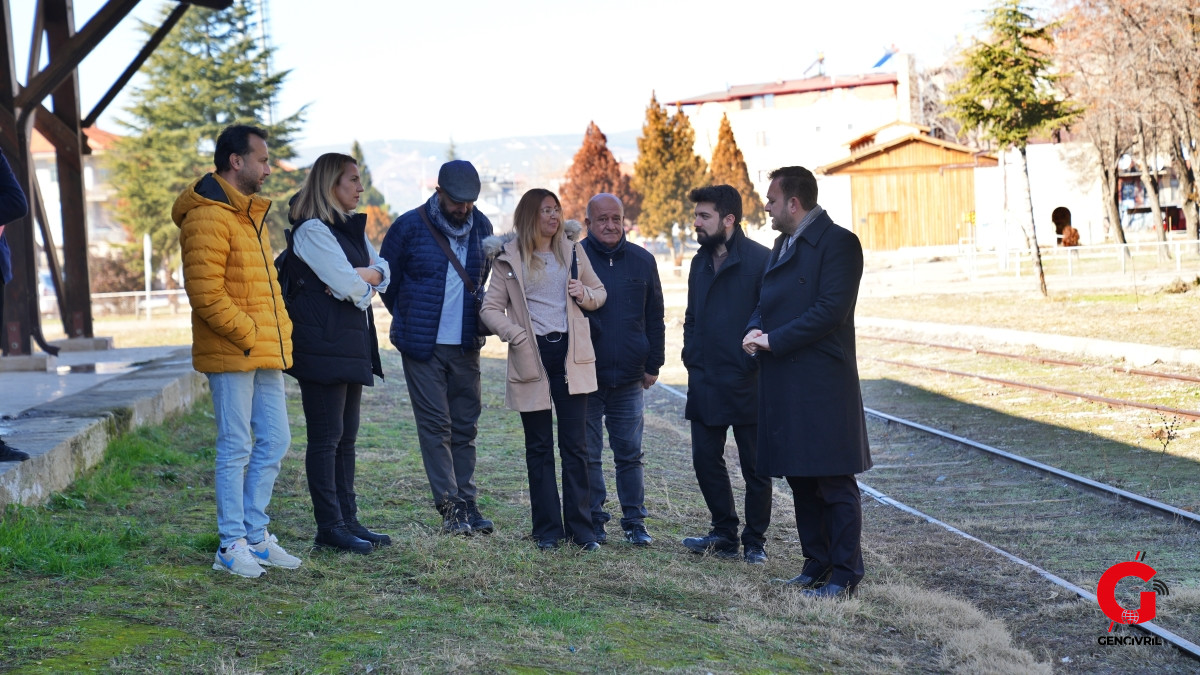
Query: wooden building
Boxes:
[{"xmin": 817, "ymin": 124, "xmax": 996, "ymax": 251}]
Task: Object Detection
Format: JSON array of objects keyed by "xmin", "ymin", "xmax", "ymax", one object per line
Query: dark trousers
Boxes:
[
  {"xmin": 785, "ymin": 474, "xmax": 864, "ymax": 587},
  {"xmin": 401, "ymin": 345, "xmax": 481, "ymax": 510},
  {"xmin": 691, "ymin": 421, "xmax": 771, "ymax": 547},
  {"xmin": 299, "ymin": 380, "xmax": 364, "ymax": 531},
  {"xmin": 520, "ymin": 334, "xmax": 594, "ymax": 545},
  {"xmin": 584, "ymin": 380, "xmax": 648, "ymax": 529}
]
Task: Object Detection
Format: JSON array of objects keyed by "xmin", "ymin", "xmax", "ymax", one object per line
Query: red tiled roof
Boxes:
[
  {"xmin": 675, "ymin": 73, "xmax": 899, "ymax": 106},
  {"xmin": 29, "ymin": 126, "xmax": 119, "ymax": 154}
]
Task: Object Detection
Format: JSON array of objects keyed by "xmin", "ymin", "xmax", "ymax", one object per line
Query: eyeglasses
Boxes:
[{"xmin": 540, "ymin": 206, "xmax": 562, "ymax": 217}]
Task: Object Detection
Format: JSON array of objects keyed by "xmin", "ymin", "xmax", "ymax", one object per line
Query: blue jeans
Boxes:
[
  {"xmin": 207, "ymin": 370, "xmax": 291, "ymax": 549},
  {"xmin": 585, "ymin": 380, "xmax": 648, "ymax": 529}
]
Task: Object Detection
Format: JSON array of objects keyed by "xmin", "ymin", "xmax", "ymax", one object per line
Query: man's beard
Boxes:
[
  {"xmin": 443, "ymin": 208, "xmax": 470, "ymax": 225},
  {"xmin": 235, "ymin": 169, "xmax": 261, "ymax": 196},
  {"xmin": 697, "ymin": 228, "xmax": 728, "ymax": 249}
]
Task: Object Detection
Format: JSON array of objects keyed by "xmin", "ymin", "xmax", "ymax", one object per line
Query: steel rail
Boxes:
[
  {"xmin": 863, "ymin": 407, "xmax": 1200, "ymax": 528},
  {"xmin": 870, "ymin": 356, "xmax": 1200, "ymax": 421},
  {"xmin": 654, "ymin": 382, "xmax": 1200, "ymax": 659},
  {"xmin": 858, "ymin": 482, "xmax": 1200, "ymax": 662},
  {"xmin": 862, "ymin": 334, "xmax": 1200, "ymax": 384}
]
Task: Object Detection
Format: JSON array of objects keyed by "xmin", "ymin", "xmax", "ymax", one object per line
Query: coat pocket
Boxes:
[
  {"xmin": 571, "ymin": 316, "xmax": 596, "ymax": 364},
  {"xmin": 508, "ymin": 331, "xmax": 540, "ymax": 383}
]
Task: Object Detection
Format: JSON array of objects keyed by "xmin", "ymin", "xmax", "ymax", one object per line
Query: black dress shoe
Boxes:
[
  {"xmin": 801, "ymin": 582, "xmax": 856, "ymax": 599},
  {"xmin": 623, "ymin": 524, "xmax": 653, "ymax": 546},
  {"xmin": 345, "ymin": 519, "xmax": 392, "ymax": 547},
  {"xmin": 579, "ymin": 541, "xmax": 601, "ymax": 552},
  {"xmin": 682, "ymin": 533, "xmax": 739, "ymax": 559},
  {"xmin": 0, "ymin": 438, "xmax": 30, "ymax": 462},
  {"xmin": 537, "ymin": 538, "xmax": 560, "ymax": 551},
  {"xmin": 743, "ymin": 546, "xmax": 768, "ymax": 565},
  {"xmin": 314, "ymin": 526, "xmax": 373, "ymax": 554},
  {"xmin": 774, "ymin": 567, "xmax": 831, "ymax": 588}
]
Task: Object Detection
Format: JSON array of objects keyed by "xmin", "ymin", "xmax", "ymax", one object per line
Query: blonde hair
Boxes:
[
  {"xmin": 513, "ymin": 188, "xmax": 566, "ymax": 282},
  {"xmin": 288, "ymin": 153, "xmax": 357, "ymax": 224}
]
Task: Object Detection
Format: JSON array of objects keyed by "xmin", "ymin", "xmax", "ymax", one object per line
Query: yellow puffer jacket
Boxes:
[{"xmin": 172, "ymin": 173, "xmax": 293, "ymax": 373}]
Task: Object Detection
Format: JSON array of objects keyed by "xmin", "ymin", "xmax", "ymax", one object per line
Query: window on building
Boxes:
[
  {"xmin": 740, "ymin": 98, "xmax": 753, "ymax": 110},
  {"xmin": 764, "ymin": 94, "xmax": 775, "ymax": 108}
]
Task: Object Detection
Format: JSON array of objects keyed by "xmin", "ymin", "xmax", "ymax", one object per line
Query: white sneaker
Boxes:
[
  {"xmin": 213, "ymin": 538, "xmax": 265, "ymax": 578},
  {"xmin": 249, "ymin": 531, "xmax": 302, "ymax": 569}
]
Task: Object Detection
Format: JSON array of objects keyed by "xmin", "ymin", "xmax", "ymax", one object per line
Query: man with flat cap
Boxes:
[{"xmin": 381, "ymin": 160, "xmax": 496, "ymax": 535}]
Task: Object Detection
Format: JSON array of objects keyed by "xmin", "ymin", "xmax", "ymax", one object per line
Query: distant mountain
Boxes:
[{"xmin": 296, "ymin": 130, "xmax": 639, "ymax": 213}]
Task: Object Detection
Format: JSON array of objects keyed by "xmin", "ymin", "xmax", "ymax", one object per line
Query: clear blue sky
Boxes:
[{"xmin": 13, "ymin": 0, "xmax": 1022, "ymax": 148}]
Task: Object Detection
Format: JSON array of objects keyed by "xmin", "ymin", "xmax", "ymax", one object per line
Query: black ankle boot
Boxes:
[
  {"xmin": 314, "ymin": 526, "xmax": 373, "ymax": 554},
  {"xmin": 346, "ymin": 519, "xmax": 392, "ymax": 547}
]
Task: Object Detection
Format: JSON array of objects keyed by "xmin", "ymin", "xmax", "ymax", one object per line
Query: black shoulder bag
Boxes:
[{"xmin": 418, "ymin": 208, "xmax": 492, "ymax": 336}]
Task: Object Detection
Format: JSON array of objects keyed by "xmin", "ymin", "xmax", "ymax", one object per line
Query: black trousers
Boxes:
[
  {"xmin": 299, "ymin": 380, "xmax": 364, "ymax": 531},
  {"xmin": 786, "ymin": 474, "xmax": 864, "ymax": 587},
  {"xmin": 519, "ymin": 334, "xmax": 594, "ymax": 545},
  {"xmin": 691, "ymin": 421, "xmax": 771, "ymax": 547}
]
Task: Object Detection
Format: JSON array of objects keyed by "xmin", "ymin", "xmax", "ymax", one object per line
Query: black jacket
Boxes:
[
  {"xmin": 683, "ymin": 227, "xmax": 771, "ymax": 426},
  {"xmin": 283, "ymin": 212, "xmax": 383, "ymax": 386},
  {"xmin": 747, "ymin": 210, "xmax": 871, "ymax": 477},
  {"xmin": 581, "ymin": 235, "xmax": 665, "ymax": 387}
]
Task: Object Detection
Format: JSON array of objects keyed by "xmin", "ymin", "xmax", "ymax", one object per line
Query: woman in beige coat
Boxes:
[{"xmin": 481, "ymin": 188, "xmax": 606, "ymax": 550}]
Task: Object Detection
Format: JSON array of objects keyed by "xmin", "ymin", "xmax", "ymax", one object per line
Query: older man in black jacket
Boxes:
[
  {"xmin": 681, "ymin": 185, "xmax": 773, "ymax": 564},
  {"xmin": 581, "ymin": 193, "xmax": 665, "ymax": 546},
  {"xmin": 744, "ymin": 166, "xmax": 871, "ymax": 599}
]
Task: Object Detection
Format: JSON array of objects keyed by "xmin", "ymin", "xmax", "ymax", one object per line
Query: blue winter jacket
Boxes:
[{"xmin": 379, "ymin": 202, "xmax": 494, "ymax": 361}]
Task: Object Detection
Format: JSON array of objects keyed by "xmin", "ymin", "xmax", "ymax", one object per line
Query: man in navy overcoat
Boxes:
[{"xmin": 743, "ymin": 166, "xmax": 871, "ymax": 599}]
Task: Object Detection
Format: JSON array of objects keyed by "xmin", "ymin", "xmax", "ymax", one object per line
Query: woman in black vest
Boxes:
[{"xmin": 285, "ymin": 153, "xmax": 390, "ymax": 553}]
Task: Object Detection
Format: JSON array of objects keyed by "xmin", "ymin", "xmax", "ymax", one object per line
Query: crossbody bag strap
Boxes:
[{"xmin": 418, "ymin": 206, "xmax": 477, "ymax": 294}]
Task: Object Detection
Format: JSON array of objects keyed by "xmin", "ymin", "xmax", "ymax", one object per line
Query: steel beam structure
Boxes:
[{"xmin": 1, "ymin": 0, "xmax": 232, "ymax": 355}]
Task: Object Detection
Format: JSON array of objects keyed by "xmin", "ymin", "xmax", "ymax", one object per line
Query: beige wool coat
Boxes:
[{"xmin": 480, "ymin": 235, "xmax": 606, "ymax": 412}]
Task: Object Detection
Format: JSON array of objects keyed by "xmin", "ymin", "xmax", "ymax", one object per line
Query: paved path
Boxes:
[{"xmin": 0, "ymin": 345, "xmax": 205, "ymax": 506}]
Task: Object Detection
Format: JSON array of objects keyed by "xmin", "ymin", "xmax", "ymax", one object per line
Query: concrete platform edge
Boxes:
[{"xmin": 0, "ymin": 348, "xmax": 207, "ymax": 507}]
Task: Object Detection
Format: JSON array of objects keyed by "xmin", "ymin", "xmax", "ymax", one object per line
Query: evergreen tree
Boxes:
[
  {"xmin": 446, "ymin": 137, "xmax": 458, "ymax": 161},
  {"xmin": 947, "ymin": 0, "xmax": 1078, "ymax": 297},
  {"xmin": 708, "ymin": 114, "xmax": 764, "ymax": 227},
  {"xmin": 633, "ymin": 94, "xmax": 707, "ymax": 263},
  {"xmin": 559, "ymin": 121, "xmax": 642, "ymax": 223},
  {"xmin": 351, "ymin": 140, "xmax": 395, "ymax": 247},
  {"xmin": 106, "ymin": 0, "xmax": 304, "ymax": 285}
]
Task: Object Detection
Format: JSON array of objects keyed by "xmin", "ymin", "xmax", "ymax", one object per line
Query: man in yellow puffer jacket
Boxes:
[{"xmin": 173, "ymin": 124, "xmax": 300, "ymax": 579}]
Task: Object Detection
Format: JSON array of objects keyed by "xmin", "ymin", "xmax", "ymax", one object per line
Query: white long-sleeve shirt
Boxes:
[{"xmin": 292, "ymin": 218, "xmax": 390, "ymax": 311}]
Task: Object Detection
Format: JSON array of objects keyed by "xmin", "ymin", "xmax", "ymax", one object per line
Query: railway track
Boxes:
[
  {"xmin": 652, "ymin": 380, "xmax": 1200, "ymax": 662},
  {"xmin": 861, "ymin": 334, "xmax": 1200, "ymax": 385},
  {"xmin": 868, "ymin": 356, "xmax": 1200, "ymax": 421}
]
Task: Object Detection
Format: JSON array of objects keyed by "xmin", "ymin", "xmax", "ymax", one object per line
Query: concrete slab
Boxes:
[{"xmin": 0, "ymin": 345, "xmax": 206, "ymax": 507}]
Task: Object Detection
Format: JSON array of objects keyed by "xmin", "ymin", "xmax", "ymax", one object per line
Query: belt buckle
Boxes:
[{"xmin": 544, "ymin": 332, "xmax": 563, "ymax": 343}]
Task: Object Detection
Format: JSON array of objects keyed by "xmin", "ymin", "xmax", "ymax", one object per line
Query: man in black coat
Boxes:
[
  {"xmin": 0, "ymin": 147, "xmax": 30, "ymax": 462},
  {"xmin": 581, "ymin": 193, "xmax": 665, "ymax": 546},
  {"xmin": 681, "ymin": 185, "xmax": 773, "ymax": 564},
  {"xmin": 743, "ymin": 166, "xmax": 871, "ymax": 599}
]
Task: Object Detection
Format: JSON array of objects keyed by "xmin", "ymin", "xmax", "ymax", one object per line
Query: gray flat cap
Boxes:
[{"xmin": 438, "ymin": 160, "xmax": 481, "ymax": 202}]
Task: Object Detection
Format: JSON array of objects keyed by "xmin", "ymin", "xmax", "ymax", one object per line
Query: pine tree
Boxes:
[
  {"xmin": 947, "ymin": 0, "xmax": 1078, "ymax": 297},
  {"xmin": 709, "ymin": 114, "xmax": 764, "ymax": 227},
  {"xmin": 106, "ymin": 0, "xmax": 304, "ymax": 285},
  {"xmin": 633, "ymin": 94, "xmax": 707, "ymax": 262},
  {"xmin": 351, "ymin": 140, "xmax": 395, "ymax": 247},
  {"xmin": 446, "ymin": 137, "xmax": 458, "ymax": 161},
  {"xmin": 559, "ymin": 121, "xmax": 642, "ymax": 223}
]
